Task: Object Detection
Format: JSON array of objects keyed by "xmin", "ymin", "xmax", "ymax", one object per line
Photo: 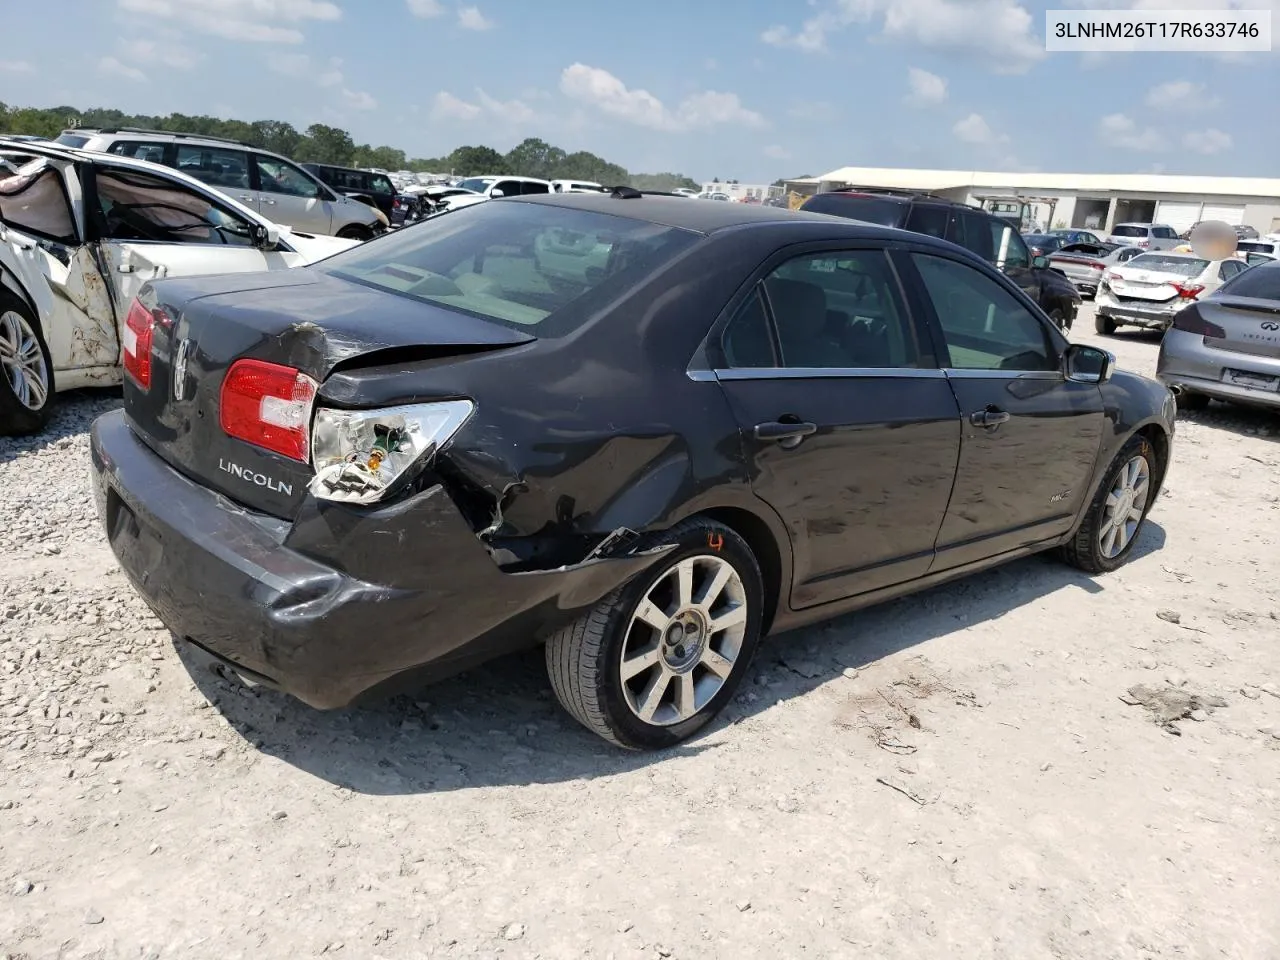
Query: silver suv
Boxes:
[
  {"xmin": 55, "ymin": 128, "xmax": 386, "ymax": 240},
  {"xmin": 1106, "ymin": 222, "xmax": 1181, "ymax": 251}
]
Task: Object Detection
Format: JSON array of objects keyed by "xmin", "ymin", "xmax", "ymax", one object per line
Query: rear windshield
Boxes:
[
  {"xmin": 321, "ymin": 200, "xmax": 699, "ymax": 337},
  {"xmin": 1125, "ymin": 254, "xmax": 1208, "ymax": 276},
  {"xmin": 55, "ymin": 134, "xmax": 90, "ymax": 148},
  {"xmin": 1220, "ymin": 263, "xmax": 1280, "ymax": 300},
  {"xmin": 1110, "ymin": 225, "xmax": 1149, "ymax": 238},
  {"xmin": 800, "ymin": 194, "xmax": 907, "ymax": 227},
  {"xmin": 1236, "ymin": 241, "xmax": 1275, "ymax": 254}
]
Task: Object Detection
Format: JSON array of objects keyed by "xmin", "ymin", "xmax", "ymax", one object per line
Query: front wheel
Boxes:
[
  {"xmin": 1094, "ymin": 312, "xmax": 1117, "ymax": 335},
  {"xmin": 546, "ymin": 518, "xmax": 764, "ymax": 749},
  {"xmin": 1059, "ymin": 434, "xmax": 1159, "ymax": 574},
  {"xmin": 0, "ymin": 292, "xmax": 55, "ymax": 436}
]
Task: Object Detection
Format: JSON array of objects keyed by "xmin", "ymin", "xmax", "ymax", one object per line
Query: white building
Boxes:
[
  {"xmin": 785, "ymin": 167, "xmax": 1280, "ymax": 236},
  {"xmin": 700, "ymin": 181, "xmax": 783, "ymax": 202}
]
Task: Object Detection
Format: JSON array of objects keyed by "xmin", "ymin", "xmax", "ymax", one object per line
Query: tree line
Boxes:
[{"xmin": 0, "ymin": 103, "xmax": 700, "ymax": 192}]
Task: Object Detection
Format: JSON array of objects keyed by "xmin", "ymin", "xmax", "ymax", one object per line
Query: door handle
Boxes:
[
  {"xmin": 238, "ymin": 195, "xmax": 253, "ymax": 201},
  {"xmin": 754, "ymin": 419, "xmax": 817, "ymax": 449},
  {"xmin": 969, "ymin": 406, "xmax": 1011, "ymax": 428},
  {"xmin": 262, "ymin": 199, "xmax": 276, "ymax": 205}
]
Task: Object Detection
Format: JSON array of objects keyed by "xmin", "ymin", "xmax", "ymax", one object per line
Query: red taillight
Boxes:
[
  {"xmin": 1172, "ymin": 308, "xmax": 1225, "ymax": 338},
  {"xmin": 219, "ymin": 359, "xmax": 318, "ymax": 463},
  {"xmin": 122, "ymin": 298, "xmax": 156, "ymax": 390},
  {"xmin": 1173, "ymin": 282, "xmax": 1205, "ymax": 299}
]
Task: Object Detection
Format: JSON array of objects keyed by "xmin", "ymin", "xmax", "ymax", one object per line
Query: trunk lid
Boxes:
[
  {"xmin": 1198, "ymin": 296, "xmax": 1280, "ymax": 358},
  {"xmin": 1107, "ymin": 265, "xmax": 1193, "ymax": 303},
  {"xmin": 125, "ymin": 269, "xmax": 532, "ymax": 518}
]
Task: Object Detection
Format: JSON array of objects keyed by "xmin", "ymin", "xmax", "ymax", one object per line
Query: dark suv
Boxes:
[
  {"xmin": 300, "ymin": 163, "xmax": 421, "ymax": 226},
  {"xmin": 801, "ymin": 191, "xmax": 1081, "ymax": 330}
]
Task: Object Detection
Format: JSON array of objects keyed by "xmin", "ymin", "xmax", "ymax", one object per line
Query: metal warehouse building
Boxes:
[{"xmin": 785, "ymin": 167, "xmax": 1280, "ymax": 236}]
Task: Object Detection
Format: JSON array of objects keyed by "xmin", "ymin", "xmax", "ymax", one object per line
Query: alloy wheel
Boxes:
[
  {"xmin": 0, "ymin": 309, "xmax": 48, "ymax": 411},
  {"xmin": 1098, "ymin": 454, "xmax": 1150, "ymax": 559},
  {"xmin": 619, "ymin": 555, "xmax": 748, "ymax": 726}
]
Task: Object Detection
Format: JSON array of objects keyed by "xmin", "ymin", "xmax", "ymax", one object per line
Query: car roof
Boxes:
[{"xmin": 513, "ymin": 191, "xmax": 913, "ymax": 237}]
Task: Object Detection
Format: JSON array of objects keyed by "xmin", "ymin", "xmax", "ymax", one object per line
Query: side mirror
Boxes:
[
  {"xmin": 1064, "ymin": 343, "xmax": 1114, "ymax": 383},
  {"xmin": 1032, "ymin": 255, "xmax": 1051, "ymax": 269},
  {"xmin": 250, "ymin": 222, "xmax": 280, "ymax": 249},
  {"xmin": 490, "ymin": 189, "xmax": 505, "ymax": 198}
]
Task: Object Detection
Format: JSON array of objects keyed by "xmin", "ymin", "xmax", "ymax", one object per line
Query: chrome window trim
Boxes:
[
  {"xmin": 942, "ymin": 368, "xmax": 1063, "ymax": 380},
  {"xmin": 708, "ymin": 367, "xmax": 946, "ymax": 381}
]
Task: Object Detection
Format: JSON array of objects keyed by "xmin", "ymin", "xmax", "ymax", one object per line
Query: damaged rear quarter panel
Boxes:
[{"xmin": 313, "ymin": 226, "xmax": 796, "ymax": 578}]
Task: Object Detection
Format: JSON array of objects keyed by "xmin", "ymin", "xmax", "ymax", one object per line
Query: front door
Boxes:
[
  {"xmin": 89, "ymin": 165, "xmax": 296, "ymax": 358},
  {"xmin": 901, "ymin": 249, "xmax": 1105, "ymax": 570},
  {"xmin": 251, "ymin": 154, "xmax": 335, "ymax": 234},
  {"xmin": 713, "ymin": 247, "xmax": 961, "ymax": 608}
]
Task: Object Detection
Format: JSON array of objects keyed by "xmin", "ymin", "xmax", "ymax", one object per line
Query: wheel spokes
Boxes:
[{"xmin": 636, "ymin": 670, "xmax": 671, "ymax": 723}]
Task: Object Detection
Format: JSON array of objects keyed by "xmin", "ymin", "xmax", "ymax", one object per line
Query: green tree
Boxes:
[
  {"xmin": 504, "ymin": 137, "xmax": 567, "ymax": 179},
  {"xmin": 447, "ymin": 144, "xmax": 505, "ymax": 176},
  {"xmin": 250, "ymin": 120, "xmax": 303, "ymax": 157},
  {"xmin": 295, "ymin": 124, "xmax": 356, "ymax": 165},
  {"xmin": 630, "ymin": 172, "xmax": 700, "ymax": 192},
  {"xmin": 352, "ymin": 144, "xmax": 408, "ymax": 170}
]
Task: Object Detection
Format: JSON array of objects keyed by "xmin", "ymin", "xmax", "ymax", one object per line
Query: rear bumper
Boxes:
[
  {"xmin": 1096, "ymin": 290, "xmax": 1186, "ymax": 329},
  {"xmin": 1157, "ymin": 329, "xmax": 1280, "ymax": 409},
  {"xmin": 90, "ymin": 410, "xmax": 657, "ymax": 708}
]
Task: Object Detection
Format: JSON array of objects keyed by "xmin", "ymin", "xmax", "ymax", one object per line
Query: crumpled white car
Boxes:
[{"xmin": 0, "ymin": 138, "xmax": 357, "ymax": 435}]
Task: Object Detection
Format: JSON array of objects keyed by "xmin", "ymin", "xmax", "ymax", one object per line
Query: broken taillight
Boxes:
[
  {"xmin": 219, "ymin": 359, "xmax": 318, "ymax": 463},
  {"xmin": 1173, "ymin": 282, "xmax": 1205, "ymax": 299},
  {"xmin": 122, "ymin": 298, "xmax": 157, "ymax": 390}
]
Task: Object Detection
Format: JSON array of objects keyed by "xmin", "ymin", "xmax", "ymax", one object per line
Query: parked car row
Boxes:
[{"xmin": 0, "ymin": 137, "xmax": 357, "ymax": 433}]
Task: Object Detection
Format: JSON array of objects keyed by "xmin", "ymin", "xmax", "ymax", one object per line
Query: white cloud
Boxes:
[
  {"xmin": 1098, "ymin": 112, "xmax": 1166, "ymax": 151},
  {"xmin": 1145, "ymin": 80, "xmax": 1221, "ymax": 111},
  {"xmin": 1183, "ymin": 128, "xmax": 1233, "ymax": 154},
  {"xmin": 267, "ymin": 52, "xmax": 342, "ymax": 86},
  {"xmin": 764, "ymin": 144, "xmax": 792, "ymax": 160},
  {"xmin": 952, "ymin": 112, "xmax": 1006, "ymax": 144},
  {"xmin": 0, "ymin": 60, "xmax": 33, "ymax": 73},
  {"xmin": 406, "ymin": 0, "xmax": 445, "ymax": 16},
  {"xmin": 341, "ymin": 89, "xmax": 377, "ymax": 110},
  {"xmin": 457, "ymin": 5, "xmax": 494, "ymax": 29},
  {"xmin": 98, "ymin": 56, "xmax": 147, "ymax": 81},
  {"xmin": 430, "ymin": 89, "xmax": 533, "ymax": 123},
  {"xmin": 115, "ymin": 0, "xmax": 340, "ymax": 44},
  {"xmin": 431, "ymin": 91, "xmax": 482, "ymax": 121},
  {"xmin": 762, "ymin": 0, "xmax": 1043, "ymax": 73},
  {"xmin": 117, "ymin": 37, "xmax": 203, "ymax": 69},
  {"xmin": 904, "ymin": 66, "xmax": 947, "ymax": 106},
  {"xmin": 559, "ymin": 64, "xmax": 766, "ymax": 131}
]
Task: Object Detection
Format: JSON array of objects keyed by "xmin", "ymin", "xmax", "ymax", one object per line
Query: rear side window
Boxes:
[
  {"xmin": 174, "ymin": 145, "xmax": 250, "ymax": 191},
  {"xmin": 1220, "ymin": 263, "xmax": 1280, "ymax": 300},
  {"xmin": 56, "ymin": 134, "xmax": 90, "ymax": 148},
  {"xmin": 108, "ymin": 141, "xmax": 170, "ymax": 165},
  {"xmin": 801, "ymin": 194, "xmax": 907, "ymax": 227},
  {"xmin": 520, "ymin": 181, "xmax": 550, "ymax": 196},
  {"xmin": 0, "ymin": 158, "xmax": 76, "ymax": 244},
  {"xmin": 321, "ymin": 200, "xmax": 698, "ymax": 337},
  {"xmin": 1111, "ymin": 225, "xmax": 1148, "ymax": 238},
  {"xmin": 721, "ymin": 290, "xmax": 775, "ymax": 367},
  {"xmin": 946, "ymin": 210, "xmax": 996, "ymax": 263},
  {"xmin": 905, "ymin": 204, "xmax": 948, "ymax": 239}
]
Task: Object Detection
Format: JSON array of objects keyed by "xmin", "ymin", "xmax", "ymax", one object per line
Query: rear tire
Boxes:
[
  {"xmin": 1094, "ymin": 312, "xmax": 1117, "ymax": 335},
  {"xmin": 545, "ymin": 518, "xmax": 764, "ymax": 750},
  {"xmin": 0, "ymin": 291, "xmax": 55, "ymax": 437},
  {"xmin": 1175, "ymin": 389, "xmax": 1209, "ymax": 412},
  {"xmin": 1059, "ymin": 434, "xmax": 1159, "ymax": 575}
]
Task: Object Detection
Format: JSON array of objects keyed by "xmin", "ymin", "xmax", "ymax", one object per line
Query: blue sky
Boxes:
[{"xmin": 2, "ymin": 0, "xmax": 1276, "ymax": 181}]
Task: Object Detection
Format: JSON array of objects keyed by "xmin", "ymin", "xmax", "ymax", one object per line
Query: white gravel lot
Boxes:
[{"xmin": 2, "ymin": 303, "xmax": 1279, "ymax": 960}]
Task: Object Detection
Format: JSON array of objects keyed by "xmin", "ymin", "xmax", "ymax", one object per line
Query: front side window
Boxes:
[
  {"xmin": 92, "ymin": 168, "xmax": 256, "ymax": 246},
  {"xmin": 321, "ymin": 200, "xmax": 697, "ymax": 336},
  {"xmin": 946, "ymin": 211, "xmax": 996, "ymax": 263},
  {"xmin": 905, "ymin": 204, "xmax": 948, "ymax": 239},
  {"xmin": 760, "ymin": 250, "xmax": 920, "ymax": 369},
  {"xmin": 174, "ymin": 145, "xmax": 250, "ymax": 191},
  {"xmin": 912, "ymin": 253, "xmax": 1056, "ymax": 372},
  {"xmin": 254, "ymin": 156, "xmax": 322, "ymax": 198},
  {"xmin": 368, "ymin": 175, "xmax": 396, "ymax": 196},
  {"xmin": 998, "ymin": 226, "xmax": 1031, "ymax": 268},
  {"xmin": 457, "ymin": 177, "xmax": 496, "ymax": 193}
]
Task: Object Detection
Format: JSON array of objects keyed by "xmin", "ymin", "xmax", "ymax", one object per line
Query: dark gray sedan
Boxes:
[{"xmin": 1157, "ymin": 259, "xmax": 1280, "ymax": 411}]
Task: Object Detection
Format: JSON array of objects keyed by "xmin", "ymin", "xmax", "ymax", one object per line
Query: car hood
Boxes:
[{"xmin": 279, "ymin": 227, "xmax": 360, "ymax": 263}]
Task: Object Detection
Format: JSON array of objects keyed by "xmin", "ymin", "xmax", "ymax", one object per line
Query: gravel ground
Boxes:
[{"xmin": 2, "ymin": 303, "xmax": 1279, "ymax": 960}]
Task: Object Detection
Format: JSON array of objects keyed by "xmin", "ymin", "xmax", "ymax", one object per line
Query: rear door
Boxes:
[
  {"xmin": 251, "ymin": 154, "xmax": 335, "ymax": 234},
  {"xmin": 712, "ymin": 243, "xmax": 961, "ymax": 607},
  {"xmin": 173, "ymin": 144, "xmax": 256, "ymax": 211},
  {"xmin": 898, "ymin": 247, "xmax": 1105, "ymax": 570}
]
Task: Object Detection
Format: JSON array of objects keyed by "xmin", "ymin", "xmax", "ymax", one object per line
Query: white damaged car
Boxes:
[{"xmin": 0, "ymin": 138, "xmax": 357, "ymax": 435}]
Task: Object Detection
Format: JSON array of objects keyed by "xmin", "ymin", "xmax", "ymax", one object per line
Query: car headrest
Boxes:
[{"xmin": 765, "ymin": 277, "xmax": 828, "ymax": 339}]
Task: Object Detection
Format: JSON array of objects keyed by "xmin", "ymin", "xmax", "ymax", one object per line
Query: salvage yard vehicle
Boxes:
[
  {"xmin": 1157, "ymin": 258, "xmax": 1280, "ymax": 411},
  {"xmin": 56, "ymin": 128, "xmax": 387, "ymax": 240},
  {"xmin": 1047, "ymin": 242, "xmax": 1145, "ymax": 298},
  {"xmin": 1095, "ymin": 251, "xmax": 1246, "ymax": 335},
  {"xmin": 0, "ymin": 138, "xmax": 356, "ymax": 434},
  {"xmin": 90, "ymin": 194, "xmax": 1175, "ymax": 750}
]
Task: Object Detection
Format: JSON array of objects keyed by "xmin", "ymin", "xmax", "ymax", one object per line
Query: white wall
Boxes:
[{"xmin": 1245, "ymin": 202, "xmax": 1280, "ymax": 234}]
